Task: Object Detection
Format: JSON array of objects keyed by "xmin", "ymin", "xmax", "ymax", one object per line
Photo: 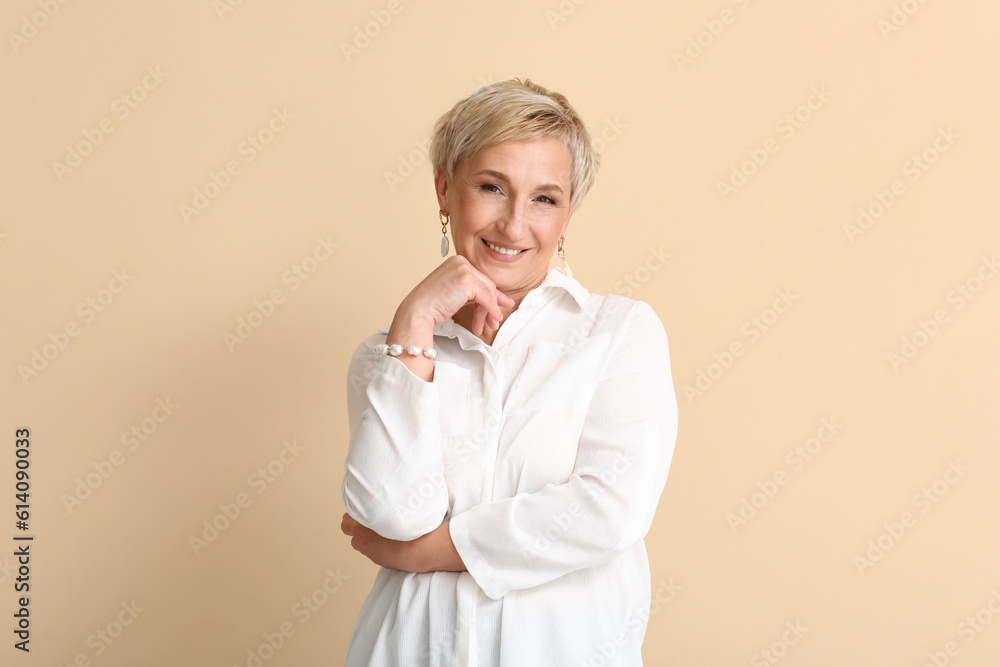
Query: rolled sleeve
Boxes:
[{"xmin": 341, "ymin": 336, "xmax": 451, "ymax": 541}]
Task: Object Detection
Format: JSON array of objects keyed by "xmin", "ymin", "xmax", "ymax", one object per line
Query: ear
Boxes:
[
  {"xmin": 433, "ymin": 167, "xmax": 450, "ymax": 212},
  {"xmin": 560, "ymin": 214, "xmax": 572, "ymax": 237}
]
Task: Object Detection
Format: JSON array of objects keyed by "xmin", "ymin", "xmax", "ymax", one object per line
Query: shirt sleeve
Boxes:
[
  {"xmin": 448, "ymin": 301, "xmax": 677, "ymax": 599},
  {"xmin": 341, "ymin": 334, "xmax": 451, "ymax": 541}
]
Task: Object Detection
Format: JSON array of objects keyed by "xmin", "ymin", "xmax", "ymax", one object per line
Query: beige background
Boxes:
[{"xmin": 2, "ymin": 0, "xmax": 999, "ymax": 665}]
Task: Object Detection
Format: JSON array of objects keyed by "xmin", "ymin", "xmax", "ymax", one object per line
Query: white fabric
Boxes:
[{"xmin": 342, "ymin": 266, "xmax": 678, "ymax": 667}]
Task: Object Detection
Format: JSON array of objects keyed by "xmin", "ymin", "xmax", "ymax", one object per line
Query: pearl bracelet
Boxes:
[{"xmin": 375, "ymin": 343, "xmax": 437, "ymax": 359}]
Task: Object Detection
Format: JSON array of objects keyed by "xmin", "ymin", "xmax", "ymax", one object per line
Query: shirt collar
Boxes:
[
  {"xmin": 519, "ymin": 263, "xmax": 588, "ymax": 310},
  {"xmin": 376, "ymin": 263, "xmax": 588, "ymax": 336}
]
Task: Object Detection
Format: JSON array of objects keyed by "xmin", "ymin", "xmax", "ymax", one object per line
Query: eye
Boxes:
[
  {"xmin": 481, "ymin": 184, "xmax": 502, "ymax": 194},
  {"xmin": 536, "ymin": 195, "xmax": 557, "ymax": 205}
]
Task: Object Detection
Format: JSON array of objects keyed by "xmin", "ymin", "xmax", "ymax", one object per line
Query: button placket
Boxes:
[{"xmin": 479, "ymin": 350, "xmax": 502, "ymax": 503}]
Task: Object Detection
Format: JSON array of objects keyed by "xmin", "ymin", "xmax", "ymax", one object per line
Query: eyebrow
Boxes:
[{"xmin": 473, "ymin": 169, "xmax": 565, "ymax": 195}]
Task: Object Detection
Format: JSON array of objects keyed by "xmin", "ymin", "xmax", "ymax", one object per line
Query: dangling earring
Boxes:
[
  {"xmin": 558, "ymin": 235, "xmax": 572, "ymax": 277},
  {"xmin": 439, "ymin": 210, "xmax": 450, "ymax": 256}
]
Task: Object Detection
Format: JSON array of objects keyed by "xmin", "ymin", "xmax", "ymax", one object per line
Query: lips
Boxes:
[{"xmin": 482, "ymin": 238, "xmax": 526, "ymax": 255}]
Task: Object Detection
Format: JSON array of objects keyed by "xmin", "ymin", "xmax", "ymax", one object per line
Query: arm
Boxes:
[
  {"xmin": 341, "ymin": 513, "xmax": 465, "ymax": 573},
  {"xmin": 341, "ymin": 256, "xmax": 514, "ymax": 542},
  {"xmin": 341, "ymin": 339, "xmax": 451, "ymax": 541},
  {"xmin": 448, "ymin": 301, "xmax": 678, "ymax": 599}
]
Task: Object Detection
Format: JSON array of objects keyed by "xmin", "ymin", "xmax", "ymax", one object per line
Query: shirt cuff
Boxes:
[
  {"xmin": 371, "ymin": 350, "xmax": 438, "ymax": 396},
  {"xmin": 450, "ymin": 513, "xmax": 506, "ymax": 600}
]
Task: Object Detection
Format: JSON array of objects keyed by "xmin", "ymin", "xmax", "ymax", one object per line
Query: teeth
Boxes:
[{"xmin": 485, "ymin": 240, "xmax": 523, "ymax": 255}]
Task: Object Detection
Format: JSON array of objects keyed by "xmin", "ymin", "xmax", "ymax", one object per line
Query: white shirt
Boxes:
[{"xmin": 342, "ymin": 265, "xmax": 678, "ymax": 667}]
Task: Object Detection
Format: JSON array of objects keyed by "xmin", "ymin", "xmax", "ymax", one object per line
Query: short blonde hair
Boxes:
[{"xmin": 429, "ymin": 78, "xmax": 599, "ymax": 214}]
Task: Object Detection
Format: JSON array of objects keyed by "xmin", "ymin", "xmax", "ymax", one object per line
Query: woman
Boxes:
[{"xmin": 341, "ymin": 79, "xmax": 677, "ymax": 666}]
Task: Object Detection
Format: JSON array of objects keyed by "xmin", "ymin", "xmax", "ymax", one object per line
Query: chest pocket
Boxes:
[
  {"xmin": 434, "ymin": 361, "xmax": 471, "ymax": 437},
  {"xmin": 507, "ymin": 335, "xmax": 610, "ymax": 416}
]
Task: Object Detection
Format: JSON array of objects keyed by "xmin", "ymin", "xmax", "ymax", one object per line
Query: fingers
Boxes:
[
  {"xmin": 344, "ymin": 515, "xmax": 368, "ymax": 557},
  {"xmin": 443, "ymin": 260, "xmax": 510, "ymax": 330},
  {"xmin": 453, "ymin": 258, "xmax": 514, "ymax": 310},
  {"xmin": 471, "ymin": 303, "xmax": 488, "ymax": 336},
  {"xmin": 485, "ymin": 308, "xmax": 502, "ymax": 330},
  {"xmin": 341, "ymin": 512, "xmax": 357, "ymax": 536},
  {"xmin": 462, "ymin": 272, "xmax": 508, "ymax": 333},
  {"xmin": 404, "ymin": 256, "xmax": 516, "ymax": 333}
]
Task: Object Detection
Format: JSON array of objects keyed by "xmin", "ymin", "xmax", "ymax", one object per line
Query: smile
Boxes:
[{"xmin": 483, "ymin": 239, "xmax": 526, "ymax": 255}]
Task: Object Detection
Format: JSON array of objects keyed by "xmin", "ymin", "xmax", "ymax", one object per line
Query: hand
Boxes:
[
  {"xmin": 341, "ymin": 513, "xmax": 466, "ymax": 573},
  {"xmin": 385, "ymin": 256, "xmax": 515, "ymax": 382},
  {"xmin": 395, "ymin": 255, "xmax": 516, "ymax": 337}
]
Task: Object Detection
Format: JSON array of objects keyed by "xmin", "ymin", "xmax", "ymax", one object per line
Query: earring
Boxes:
[
  {"xmin": 557, "ymin": 235, "xmax": 573, "ymax": 278},
  {"xmin": 439, "ymin": 210, "xmax": 450, "ymax": 257}
]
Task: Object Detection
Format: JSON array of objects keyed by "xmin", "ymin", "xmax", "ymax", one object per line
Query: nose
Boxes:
[{"xmin": 497, "ymin": 198, "xmax": 524, "ymax": 239}]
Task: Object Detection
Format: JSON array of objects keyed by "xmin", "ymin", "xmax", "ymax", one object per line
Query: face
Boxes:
[{"xmin": 435, "ymin": 137, "xmax": 574, "ymax": 298}]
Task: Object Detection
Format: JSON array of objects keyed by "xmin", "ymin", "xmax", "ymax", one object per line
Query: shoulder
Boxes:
[{"xmin": 579, "ymin": 292, "xmax": 667, "ymax": 341}]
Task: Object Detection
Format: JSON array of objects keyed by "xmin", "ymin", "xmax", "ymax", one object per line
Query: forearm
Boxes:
[
  {"xmin": 420, "ymin": 521, "xmax": 465, "ymax": 572},
  {"xmin": 342, "ymin": 514, "xmax": 465, "ymax": 573}
]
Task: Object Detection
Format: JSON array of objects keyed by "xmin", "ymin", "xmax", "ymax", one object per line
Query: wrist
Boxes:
[
  {"xmin": 387, "ymin": 308, "xmax": 435, "ymax": 344},
  {"xmin": 375, "ymin": 343, "xmax": 437, "ymax": 359},
  {"xmin": 414, "ymin": 521, "xmax": 464, "ymax": 573}
]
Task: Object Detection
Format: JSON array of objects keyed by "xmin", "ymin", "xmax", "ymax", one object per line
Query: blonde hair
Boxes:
[{"xmin": 429, "ymin": 78, "xmax": 599, "ymax": 214}]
